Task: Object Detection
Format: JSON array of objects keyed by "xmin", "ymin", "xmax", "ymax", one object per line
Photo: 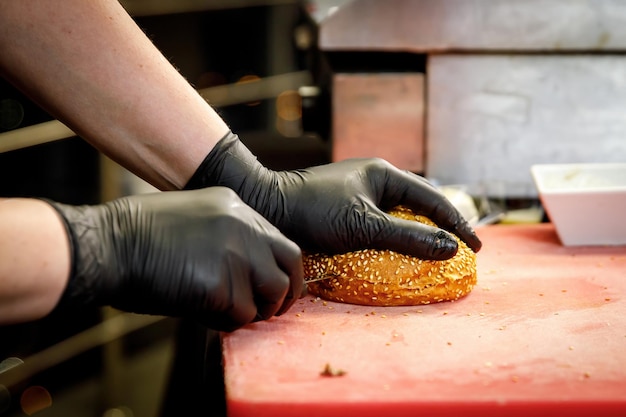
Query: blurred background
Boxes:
[{"xmin": 1, "ymin": 0, "xmax": 626, "ymax": 416}]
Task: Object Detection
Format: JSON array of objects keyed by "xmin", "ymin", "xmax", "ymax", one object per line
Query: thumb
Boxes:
[{"xmin": 371, "ymin": 215, "xmax": 459, "ymax": 261}]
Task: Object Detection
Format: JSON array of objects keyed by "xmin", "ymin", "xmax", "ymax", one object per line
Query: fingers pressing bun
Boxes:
[{"xmin": 304, "ymin": 206, "xmax": 477, "ymax": 306}]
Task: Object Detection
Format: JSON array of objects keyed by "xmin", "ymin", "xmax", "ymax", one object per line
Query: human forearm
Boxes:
[
  {"xmin": 0, "ymin": 0, "xmax": 228, "ymax": 190},
  {"xmin": 0, "ymin": 198, "xmax": 71, "ymax": 324}
]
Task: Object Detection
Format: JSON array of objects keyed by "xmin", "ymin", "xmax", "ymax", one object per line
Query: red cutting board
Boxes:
[{"xmin": 222, "ymin": 224, "xmax": 626, "ymax": 417}]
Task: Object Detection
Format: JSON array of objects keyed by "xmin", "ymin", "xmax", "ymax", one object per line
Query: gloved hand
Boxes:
[
  {"xmin": 185, "ymin": 132, "xmax": 482, "ymax": 260},
  {"xmin": 45, "ymin": 187, "xmax": 304, "ymax": 332}
]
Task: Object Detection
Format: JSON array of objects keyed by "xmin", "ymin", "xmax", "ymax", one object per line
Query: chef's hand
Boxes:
[
  {"xmin": 45, "ymin": 187, "xmax": 304, "ymax": 332},
  {"xmin": 185, "ymin": 132, "xmax": 482, "ymax": 260}
]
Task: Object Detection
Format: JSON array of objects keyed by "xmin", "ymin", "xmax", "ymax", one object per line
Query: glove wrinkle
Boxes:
[{"xmin": 43, "ymin": 202, "xmax": 116, "ymax": 310}]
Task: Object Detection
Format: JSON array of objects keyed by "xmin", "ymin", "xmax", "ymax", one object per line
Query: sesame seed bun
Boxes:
[{"xmin": 304, "ymin": 206, "xmax": 477, "ymax": 306}]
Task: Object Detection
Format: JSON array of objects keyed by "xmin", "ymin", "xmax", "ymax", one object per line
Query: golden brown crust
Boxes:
[{"xmin": 304, "ymin": 206, "xmax": 477, "ymax": 306}]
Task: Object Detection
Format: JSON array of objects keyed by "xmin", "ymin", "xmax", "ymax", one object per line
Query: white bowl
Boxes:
[{"xmin": 530, "ymin": 163, "xmax": 626, "ymax": 246}]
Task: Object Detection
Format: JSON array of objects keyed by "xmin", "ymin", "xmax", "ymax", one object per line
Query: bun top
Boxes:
[{"xmin": 303, "ymin": 206, "xmax": 478, "ymax": 306}]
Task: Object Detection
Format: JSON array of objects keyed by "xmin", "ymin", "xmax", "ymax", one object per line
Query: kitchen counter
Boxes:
[{"xmin": 222, "ymin": 224, "xmax": 626, "ymax": 417}]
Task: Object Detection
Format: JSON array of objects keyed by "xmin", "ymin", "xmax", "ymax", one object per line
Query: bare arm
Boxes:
[
  {"xmin": 0, "ymin": 0, "xmax": 229, "ymax": 190},
  {"xmin": 0, "ymin": 198, "xmax": 71, "ymax": 324}
]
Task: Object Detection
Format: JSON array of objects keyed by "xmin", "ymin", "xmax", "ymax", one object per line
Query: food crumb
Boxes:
[
  {"xmin": 403, "ymin": 313, "xmax": 409, "ymax": 317},
  {"xmin": 583, "ymin": 372, "xmax": 591, "ymax": 379},
  {"xmin": 605, "ymin": 298, "xmax": 611, "ymax": 302},
  {"xmin": 295, "ymin": 313, "xmax": 301, "ymax": 317},
  {"xmin": 511, "ymin": 376, "xmax": 519, "ymax": 383},
  {"xmin": 479, "ymin": 313, "xmax": 486, "ymax": 316},
  {"xmin": 381, "ymin": 314, "xmax": 387, "ymax": 318},
  {"xmin": 320, "ymin": 363, "xmax": 346, "ymax": 377},
  {"xmin": 322, "ymin": 301, "xmax": 328, "ymax": 306},
  {"xmin": 569, "ymin": 346, "xmax": 574, "ymax": 350},
  {"xmin": 277, "ymin": 340, "xmax": 285, "ymax": 345},
  {"xmin": 443, "ymin": 311, "xmax": 448, "ymax": 315},
  {"xmin": 447, "ymin": 342, "xmax": 452, "ymax": 346}
]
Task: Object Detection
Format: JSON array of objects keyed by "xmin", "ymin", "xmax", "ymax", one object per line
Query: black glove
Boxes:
[
  {"xmin": 185, "ymin": 132, "xmax": 482, "ymax": 260},
  {"xmin": 45, "ymin": 187, "xmax": 304, "ymax": 332}
]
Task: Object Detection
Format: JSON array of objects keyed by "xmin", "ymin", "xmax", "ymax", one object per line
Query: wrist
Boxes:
[
  {"xmin": 184, "ymin": 131, "xmax": 282, "ymax": 220},
  {"xmin": 44, "ymin": 201, "xmax": 117, "ymax": 310}
]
